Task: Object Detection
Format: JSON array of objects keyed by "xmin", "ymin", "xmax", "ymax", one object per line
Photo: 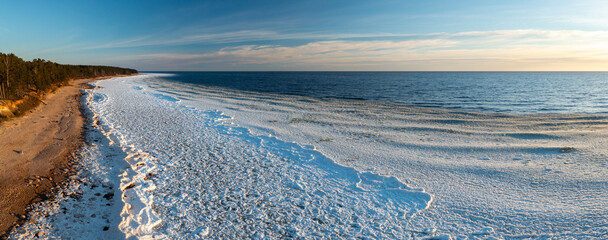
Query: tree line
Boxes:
[{"xmin": 0, "ymin": 52, "xmax": 137, "ymax": 100}]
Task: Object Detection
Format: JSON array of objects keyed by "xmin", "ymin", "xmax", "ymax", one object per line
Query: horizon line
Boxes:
[{"xmin": 138, "ymin": 70, "xmax": 608, "ymax": 73}]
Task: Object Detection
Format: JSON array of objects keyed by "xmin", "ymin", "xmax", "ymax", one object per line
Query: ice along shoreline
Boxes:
[
  {"xmin": 143, "ymin": 73, "xmax": 608, "ymax": 238},
  {"xmin": 11, "ymin": 74, "xmax": 435, "ymax": 239}
]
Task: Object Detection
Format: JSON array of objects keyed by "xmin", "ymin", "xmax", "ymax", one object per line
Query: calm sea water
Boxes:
[{"xmin": 147, "ymin": 71, "xmax": 608, "ymax": 114}]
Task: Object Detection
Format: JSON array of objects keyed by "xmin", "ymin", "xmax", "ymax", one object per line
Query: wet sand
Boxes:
[{"xmin": 0, "ymin": 76, "xmax": 130, "ymax": 236}]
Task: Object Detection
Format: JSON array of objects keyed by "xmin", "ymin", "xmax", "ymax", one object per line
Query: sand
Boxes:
[{"xmin": 0, "ymin": 76, "xmax": 129, "ymax": 236}]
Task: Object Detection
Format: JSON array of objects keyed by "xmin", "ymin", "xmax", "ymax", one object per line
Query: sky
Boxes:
[{"xmin": 1, "ymin": 0, "xmax": 607, "ymax": 71}]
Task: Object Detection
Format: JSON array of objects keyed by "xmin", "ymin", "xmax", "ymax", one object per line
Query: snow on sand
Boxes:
[{"xmin": 11, "ymin": 75, "xmax": 433, "ymax": 239}]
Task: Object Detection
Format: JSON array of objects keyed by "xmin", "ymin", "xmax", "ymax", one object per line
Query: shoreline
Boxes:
[
  {"xmin": 6, "ymin": 73, "xmax": 607, "ymax": 238},
  {"xmin": 0, "ymin": 74, "xmax": 135, "ymax": 237}
]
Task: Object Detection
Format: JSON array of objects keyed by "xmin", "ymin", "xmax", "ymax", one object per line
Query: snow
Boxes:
[
  {"xmin": 9, "ymin": 74, "xmax": 608, "ymax": 239},
  {"xmin": 8, "ymin": 87, "xmax": 131, "ymax": 239},
  {"xmin": 142, "ymin": 74, "xmax": 608, "ymax": 238}
]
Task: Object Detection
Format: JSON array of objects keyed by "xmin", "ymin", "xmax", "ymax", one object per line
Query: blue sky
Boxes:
[{"xmin": 1, "ymin": 0, "xmax": 607, "ymax": 70}]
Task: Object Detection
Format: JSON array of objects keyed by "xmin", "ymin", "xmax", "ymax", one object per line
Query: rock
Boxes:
[
  {"xmin": 103, "ymin": 226, "xmax": 109, "ymax": 231},
  {"xmin": 36, "ymin": 231, "xmax": 45, "ymax": 238},
  {"xmin": 559, "ymin": 147, "xmax": 576, "ymax": 153},
  {"xmin": 122, "ymin": 182, "xmax": 135, "ymax": 190},
  {"xmin": 38, "ymin": 194, "xmax": 49, "ymax": 201},
  {"xmin": 144, "ymin": 172, "xmax": 155, "ymax": 180},
  {"xmin": 103, "ymin": 192, "xmax": 114, "ymax": 200},
  {"xmin": 67, "ymin": 193, "xmax": 82, "ymax": 200},
  {"xmin": 13, "ymin": 150, "xmax": 23, "ymax": 154}
]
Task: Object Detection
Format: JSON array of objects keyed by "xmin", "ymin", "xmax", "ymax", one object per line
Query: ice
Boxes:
[
  {"xmin": 149, "ymin": 93, "xmax": 180, "ymax": 102},
  {"xmin": 140, "ymin": 74, "xmax": 608, "ymax": 238},
  {"xmin": 472, "ymin": 227, "xmax": 494, "ymax": 235},
  {"xmin": 10, "ymin": 74, "xmax": 434, "ymax": 239},
  {"xmin": 422, "ymin": 235, "xmax": 452, "ymax": 240}
]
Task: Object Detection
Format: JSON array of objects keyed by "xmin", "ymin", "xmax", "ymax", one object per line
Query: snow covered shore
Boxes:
[{"xmin": 10, "ymin": 74, "xmax": 608, "ymax": 239}]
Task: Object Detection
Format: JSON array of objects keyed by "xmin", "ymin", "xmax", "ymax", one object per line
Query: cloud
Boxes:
[
  {"xmin": 82, "ymin": 29, "xmax": 608, "ymax": 50},
  {"xmin": 80, "ymin": 30, "xmax": 421, "ymax": 50},
  {"xmin": 106, "ymin": 29, "xmax": 608, "ymax": 71},
  {"xmin": 82, "ymin": 36, "xmax": 153, "ymax": 50}
]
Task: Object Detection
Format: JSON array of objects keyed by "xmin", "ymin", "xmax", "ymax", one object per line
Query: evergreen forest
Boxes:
[{"xmin": 0, "ymin": 52, "xmax": 137, "ymax": 100}]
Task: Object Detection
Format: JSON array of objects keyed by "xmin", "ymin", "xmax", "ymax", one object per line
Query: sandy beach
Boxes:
[{"xmin": 0, "ymin": 75, "xmax": 132, "ymax": 237}]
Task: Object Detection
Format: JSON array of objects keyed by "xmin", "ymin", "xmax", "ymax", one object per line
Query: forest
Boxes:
[{"xmin": 0, "ymin": 52, "xmax": 137, "ymax": 100}]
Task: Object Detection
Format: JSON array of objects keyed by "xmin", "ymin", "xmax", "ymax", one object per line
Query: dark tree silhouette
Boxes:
[{"xmin": 0, "ymin": 52, "xmax": 137, "ymax": 100}]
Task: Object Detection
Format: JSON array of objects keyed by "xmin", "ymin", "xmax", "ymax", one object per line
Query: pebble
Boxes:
[
  {"xmin": 102, "ymin": 193, "xmax": 114, "ymax": 200},
  {"xmin": 559, "ymin": 147, "xmax": 576, "ymax": 153}
]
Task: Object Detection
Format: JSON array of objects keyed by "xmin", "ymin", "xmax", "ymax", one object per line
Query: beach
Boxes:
[
  {"xmin": 5, "ymin": 0, "xmax": 608, "ymax": 239},
  {"xmin": 0, "ymin": 75, "xmax": 133, "ymax": 237},
  {"xmin": 8, "ymin": 74, "xmax": 606, "ymax": 239}
]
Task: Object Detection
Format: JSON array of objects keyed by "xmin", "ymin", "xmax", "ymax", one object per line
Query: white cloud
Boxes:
[
  {"xmin": 108, "ymin": 29, "xmax": 608, "ymax": 70},
  {"xmin": 82, "ymin": 30, "xmax": 421, "ymax": 50}
]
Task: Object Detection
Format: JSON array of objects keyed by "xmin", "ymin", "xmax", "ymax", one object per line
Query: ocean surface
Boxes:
[{"xmin": 148, "ymin": 71, "xmax": 608, "ymax": 114}]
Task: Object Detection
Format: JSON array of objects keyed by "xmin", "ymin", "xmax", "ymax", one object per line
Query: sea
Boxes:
[{"xmin": 148, "ymin": 71, "xmax": 608, "ymax": 114}]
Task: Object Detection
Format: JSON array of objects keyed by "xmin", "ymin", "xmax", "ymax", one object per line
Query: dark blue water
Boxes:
[{"xmin": 148, "ymin": 71, "xmax": 608, "ymax": 114}]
